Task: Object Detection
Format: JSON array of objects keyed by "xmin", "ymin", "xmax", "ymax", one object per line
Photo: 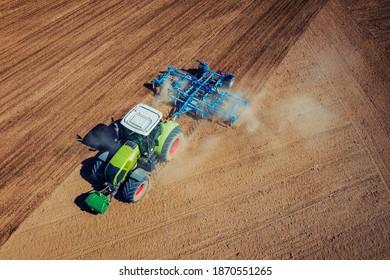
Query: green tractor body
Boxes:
[
  {"xmin": 83, "ymin": 104, "xmax": 183, "ymax": 214},
  {"xmin": 85, "ymin": 192, "xmax": 109, "ymax": 214},
  {"xmin": 105, "ymin": 141, "xmax": 140, "ymax": 185},
  {"xmin": 155, "ymin": 120, "xmax": 180, "ymax": 154}
]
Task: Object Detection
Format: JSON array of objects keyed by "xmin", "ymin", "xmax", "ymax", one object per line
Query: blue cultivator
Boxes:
[{"xmin": 152, "ymin": 61, "xmax": 248, "ymax": 125}]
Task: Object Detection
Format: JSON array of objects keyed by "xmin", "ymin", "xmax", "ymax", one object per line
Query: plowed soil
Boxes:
[{"xmin": 0, "ymin": 0, "xmax": 389, "ymax": 259}]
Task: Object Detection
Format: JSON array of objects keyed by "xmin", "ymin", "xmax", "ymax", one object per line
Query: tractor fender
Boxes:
[
  {"xmin": 98, "ymin": 151, "xmax": 110, "ymax": 162},
  {"xmin": 105, "ymin": 141, "xmax": 140, "ymax": 185},
  {"xmin": 155, "ymin": 120, "xmax": 181, "ymax": 154},
  {"xmin": 130, "ymin": 168, "xmax": 149, "ymax": 182}
]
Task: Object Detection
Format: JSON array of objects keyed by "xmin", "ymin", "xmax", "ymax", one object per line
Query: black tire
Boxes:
[
  {"xmin": 122, "ymin": 176, "xmax": 151, "ymax": 203},
  {"xmin": 159, "ymin": 127, "xmax": 184, "ymax": 162},
  {"xmin": 222, "ymin": 77, "xmax": 235, "ymax": 89},
  {"xmin": 91, "ymin": 159, "xmax": 105, "ymax": 181},
  {"xmin": 198, "ymin": 61, "xmax": 207, "ymax": 71},
  {"xmin": 152, "ymin": 83, "xmax": 161, "ymax": 95}
]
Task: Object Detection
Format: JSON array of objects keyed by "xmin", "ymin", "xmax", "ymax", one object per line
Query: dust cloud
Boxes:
[
  {"xmin": 151, "ymin": 78, "xmax": 172, "ymax": 107},
  {"xmin": 155, "ymin": 135, "xmax": 221, "ymax": 183},
  {"xmin": 236, "ymin": 88, "xmax": 337, "ymax": 147},
  {"xmin": 237, "ymin": 105, "xmax": 261, "ymax": 133},
  {"xmin": 277, "ymin": 95, "xmax": 336, "ymax": 137},
  {"xmin": 235, "ymin": 87, "xmax": 268, "ymax": 134}
]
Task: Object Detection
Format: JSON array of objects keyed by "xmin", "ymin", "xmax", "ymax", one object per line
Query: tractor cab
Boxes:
[{"xmin": 120, "ymin": 103, "xmax": 163, "ymax": 158}]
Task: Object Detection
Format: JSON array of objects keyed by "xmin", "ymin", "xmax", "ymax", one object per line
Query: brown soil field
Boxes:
[{"xmin": 0, "ymin": 0, "xmax": 389, "ymax": 259}]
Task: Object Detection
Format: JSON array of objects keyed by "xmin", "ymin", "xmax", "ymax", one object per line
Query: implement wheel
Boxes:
[
  {"xmin": 159, "ymin": 127, "xmax": 183, "ymax": 161},
  {"xmin": 221, "ymin": 74, "xmax": 235, "ymax": 89}
]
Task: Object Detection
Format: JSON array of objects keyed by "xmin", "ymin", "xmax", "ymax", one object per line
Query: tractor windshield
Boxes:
[{"xmin": 121, "ymin": 127, "xmax": 147, "ymax": 154}]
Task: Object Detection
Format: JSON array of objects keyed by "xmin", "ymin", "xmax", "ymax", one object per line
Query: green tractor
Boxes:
[{"xmin": 80, "ymin": 103, "xmax": 183, "ymax": 214}]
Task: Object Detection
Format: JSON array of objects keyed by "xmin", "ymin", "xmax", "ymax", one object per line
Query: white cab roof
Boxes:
[{"xmin": 120, "ymin": 104, "xmax": 163, "ymax": 136}]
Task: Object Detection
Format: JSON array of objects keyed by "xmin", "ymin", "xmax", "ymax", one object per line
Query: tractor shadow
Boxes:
[{"xmin": 143, "ymin": 82, "xmax": 154, "ymax": 93}]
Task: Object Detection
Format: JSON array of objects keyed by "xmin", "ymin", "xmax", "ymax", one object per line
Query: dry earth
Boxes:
[{"xmin": 0, "ymin": 0, "xmax": 389, "ymax": 259}]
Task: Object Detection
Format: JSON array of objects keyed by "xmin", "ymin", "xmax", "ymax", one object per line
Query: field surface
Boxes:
[{"xmin": 0, "ymin": 0, "xmax": 389, "ymax": 259}]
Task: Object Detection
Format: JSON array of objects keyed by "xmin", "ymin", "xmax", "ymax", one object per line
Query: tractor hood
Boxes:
[{"xmin": 105, "ymin": 141, "xmax": 140, "ymax": 185}]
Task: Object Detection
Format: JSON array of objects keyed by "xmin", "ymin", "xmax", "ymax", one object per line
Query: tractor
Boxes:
[
  {"xmin": 79, "ymin": 61, "xmax": 248, "ymax": 214},
  {"xmin": 80, "ymin": 104, "xmax": 183, "ymax": 214}
]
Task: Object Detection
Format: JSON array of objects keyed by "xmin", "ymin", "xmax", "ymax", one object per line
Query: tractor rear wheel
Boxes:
[
  {"xmin": 159, "ymin": 127, "xmax": 183, "ymax": 161},
  {"xmin": 122, "ymin": 177, "xmax": 151, "ymax": 203},
  {"xmin": 92, "ymin": 159, "xmax": 105, "ymax": 181}
]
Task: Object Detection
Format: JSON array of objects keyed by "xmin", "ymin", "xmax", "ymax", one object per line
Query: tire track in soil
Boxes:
[
  {"xmin": 295, "ymin": 212, "xmax": 390, "ymax": 259},
  {"xmin": 179, "ymin": 173, "xmax": 386, "ymax": 259},
  {"xmin": 27, "ymin": 124, "xmax": 368, "ymax": 259},
  {"xmin": 61, "ymin": 151, "xmax": 383, "ymax": 259}
]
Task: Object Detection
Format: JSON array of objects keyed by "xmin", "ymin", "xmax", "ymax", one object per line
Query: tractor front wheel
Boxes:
[
  {"xmin": 122, "ymin": 177, "xmax": 151, "ymax": 203},
  {"xmin": 91, "ymin": 159, "xmax": 105, "ymax": 181},
  {"xmin": 159, "ymin": 127, "xmax": 184, "ymax": 161}
]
